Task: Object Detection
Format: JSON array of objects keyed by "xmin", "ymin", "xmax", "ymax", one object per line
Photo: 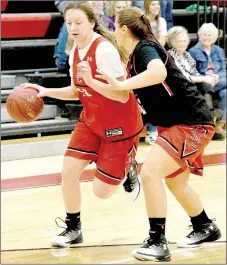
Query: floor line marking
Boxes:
[{"xmin": 101, "ymin": 242, "xmax": 226, "ymax": 264}]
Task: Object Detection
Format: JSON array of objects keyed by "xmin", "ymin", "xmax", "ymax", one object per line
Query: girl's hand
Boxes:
[
  {"xmin": 78, "ymin": 61, "xmax": 94, "ymax": 87},
  {"xmin": 95, "ymin": 69, "xmax": 124, "ymax": 90},
  {"xmin": 20, "ymin": 83, "xmax": 48, "ymax": 98}
]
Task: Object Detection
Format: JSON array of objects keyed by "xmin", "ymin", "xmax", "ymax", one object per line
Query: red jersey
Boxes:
[{"xmin": 72, "ymin": 36, "xmax": 143, "ymax": 142}]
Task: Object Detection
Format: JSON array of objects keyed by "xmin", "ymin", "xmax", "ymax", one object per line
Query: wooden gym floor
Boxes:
[{"xmin": 1, "ymin": 139, "xmax": 226, "ymax": 264}]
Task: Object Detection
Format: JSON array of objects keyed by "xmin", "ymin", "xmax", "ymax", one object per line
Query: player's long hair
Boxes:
[
  {"xmin": 117, "ymin": 6, "xmax": 161, "ymax": 46},
  {"xmin": 63, "ymin": 2, "xmax": 128, "ymax": 63}
]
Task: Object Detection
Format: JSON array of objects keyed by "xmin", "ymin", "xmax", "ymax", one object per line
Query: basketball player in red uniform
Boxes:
[
  {"xmin": 82, "ymin": 7, "xmax": 222, "ymax": 262},
  {"xmin": 21, "ymin": 2, "xmax": 143, "ymax": 247}
]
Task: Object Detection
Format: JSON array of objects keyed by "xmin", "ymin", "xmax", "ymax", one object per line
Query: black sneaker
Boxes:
[
  {"xmin": 123, "ymin": 160, "xmax": 140, "ymax": 201},
  {"xmin": 212, "ymin": 132, "xmax": 225, "ymax": 141},
  {"xmin": 132, "ymin": 233, "xmax": 171, "ymax": 261},
  {"xmin": 51, "ymin": 217, "xmax": 83, "ymax": 247},
  {"xmin": 177, "ymin": 221, "xmax": 221, "ymax": 248}
]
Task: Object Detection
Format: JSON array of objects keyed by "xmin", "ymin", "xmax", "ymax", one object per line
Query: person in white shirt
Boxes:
[{"xmin": 144, "ymin": 0, "xmax": 168, "ymax": 47}]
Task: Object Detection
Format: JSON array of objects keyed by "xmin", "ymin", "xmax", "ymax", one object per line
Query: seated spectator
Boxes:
[
  {"xmin": 144, "ymin": 0, "xmax": 168, "ymax": 46},
  {"xmin": 54, "ymin": 0, "xmax": 74, "ymax": 73},
  {"xmin": 132, "ymin": 0, "xmax": 145, "ymax": 11},
  {"xmin": 107, "ymin": 1, "xmax": 127, "ymax": 31},
  {"xmin": 167, "ymin": 26, "xmax": 217, "ymax": 109},
  {"xmin": 126, "ymin": 1, "xmax": 132, "ymax": 7},
  {"xmin": 89, "ymin": 1, "xmax": 109, "ymax": 27},
  {"xmin": 189, "ymin": 23, "xmax": 226, "ymax": 136},
  {"xmin": 160, "ymin": 0, "xmax": 173, "ymax": 30},
  {"xmin": 54, "ymin": 21, "xmax": 70, "ymax": 73}
]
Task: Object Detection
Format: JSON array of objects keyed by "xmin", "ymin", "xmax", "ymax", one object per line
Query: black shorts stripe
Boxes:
[
  {"xmin": 67, "ymin": 147, "xmax": 98, "ymax": 156},
  {"xmin": 97, "ymin": 168, "xmax": 122, "ymax": 181},
  {"xmin": 159, "ymin": 136, "xmax": 179, "ymax": 153}
]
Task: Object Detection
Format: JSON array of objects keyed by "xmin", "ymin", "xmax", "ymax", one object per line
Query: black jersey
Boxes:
[{"xmin": 128, "ymin": 39, "xmax": 214, "ymax": 127}]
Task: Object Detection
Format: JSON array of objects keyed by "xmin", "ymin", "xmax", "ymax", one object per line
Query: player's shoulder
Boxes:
[{"xmin": 96, "ymin": 39, "xmax": 119, "ymax": 56}]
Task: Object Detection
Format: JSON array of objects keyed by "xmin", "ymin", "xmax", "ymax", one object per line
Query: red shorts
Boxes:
[
  {"xmin": 155, "ymin": 124, "xmax": 215, "ymax": 178},
  {"xmin": 65, "ymin": 122, "xmax": 139, "ymax": 185}
]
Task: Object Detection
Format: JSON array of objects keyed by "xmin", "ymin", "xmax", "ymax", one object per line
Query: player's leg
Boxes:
[
  {"xmin": 132, "ymin": 142, "xmax": 180, "ymax": 262},
  {"xmin": 52, "ymin": 122, "xmax": 100, "ymax": 247},
  {"xmin": 165, "ymin": 168, "xmax": 204, "ymax": 216},
  {"xmin": 93, "ymin": 135, "xmax": 140, "ymax": 200},
  {"xmin": 165, "ymin": 170, "xmax": 221, "ymax": 248},
  {"xmin": 132, "ymin": 125, "xmax": 216, "ymax": 261}
]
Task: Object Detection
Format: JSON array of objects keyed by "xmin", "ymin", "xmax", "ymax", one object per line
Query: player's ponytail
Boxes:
[
  {"xmin": 94, "ymin": 22, "xmax": 128, "ymax": 64},
  {"xmin": 117, "ymin": 7, "xmax": 162, "ymax": 47}
]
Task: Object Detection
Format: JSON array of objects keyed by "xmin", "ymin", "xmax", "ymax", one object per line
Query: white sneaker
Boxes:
[
  {"xmin": 132, "ymin": 234, "xmax": 171, "ymax": 261},
  {"xmin": 51, "ymin": 217, "xmax": 83, "ymax": 247}
]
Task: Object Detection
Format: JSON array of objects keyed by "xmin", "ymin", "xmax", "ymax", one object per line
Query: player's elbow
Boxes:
[
  {"xmin": 147, "ymin": 59, "xmax": 167, "ymax": 84},
  {"xmin": 156, "ymin": 64, "xmax": 167, "ymax": 83}
]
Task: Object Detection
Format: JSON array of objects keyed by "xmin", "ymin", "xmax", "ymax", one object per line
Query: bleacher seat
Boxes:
[
  {"xmin": 1, "ymin": 103, "xmax": 58, "ymax": 123},
  {"xmin": 1, "ymin": 13, "xmax": 63, "ymax": 39},
  {"xmin": 1, "ymin": 0, "xmax": 58, "ymax": 13}
]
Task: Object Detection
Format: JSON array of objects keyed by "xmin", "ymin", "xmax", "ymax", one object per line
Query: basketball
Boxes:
[{"xmin": 6, "ymin": 86, "xmax": 44, "ymax": 123}]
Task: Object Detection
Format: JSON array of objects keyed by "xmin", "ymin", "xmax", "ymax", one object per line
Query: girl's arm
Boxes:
[
  {"xmin": 21, "ymin": 78, "xmax": 79, "ymax": 100},
  {"xmin": 85, "ymin": 58, "xmax": 167, "ymax": 91}
]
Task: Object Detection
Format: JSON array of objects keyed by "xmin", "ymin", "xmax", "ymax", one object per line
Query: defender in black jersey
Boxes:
[{"xmin": 91, "ymin": 7, "xmax": 221, "ymax": 262}]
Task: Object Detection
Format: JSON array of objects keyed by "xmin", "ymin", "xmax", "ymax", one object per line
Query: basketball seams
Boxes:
[
  {"xmin": 6, "ymin": 87, "xmax": 44, "ymax": 123},
  {"xmin": 10, "ymin": 91, "xmax": 44, "ymax": 112},
  {"xmin": 10, "ymin": 93, "xmax": 43, "ymax": 114},
  {"xmin": 14, "ymin": 99, "xmax": 34, "ymax": 122},
  {"xmin": 7, "ymin": 99, "xmax": 32, "ymax": 122}
]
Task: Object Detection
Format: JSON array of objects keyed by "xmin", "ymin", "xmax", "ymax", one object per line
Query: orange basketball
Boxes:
[{"xmin": 6, "ymin": 86, "xmax": 44, "ymax": 123}]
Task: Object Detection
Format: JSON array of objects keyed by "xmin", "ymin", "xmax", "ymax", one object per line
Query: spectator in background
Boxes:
[
  {"xmin": 107, "ymin": 1, "xmax": 128, "ymax": 31},
  {"xmin": 132, "ymin": 0, "xmax": 145, "ymax": 11},
  {"xmin": 160, "ymin": 0, "xmax": 173, "ymax": 30},
  {"xmin": 89, "ymin": 0, "xmax": 109, "ymax": 27},
  {"xmin": 167, "ymin": 26, "xmax": 220, "ymax": 121},
  {"xmin": 189, "ymin": 23, "xmax": 226, "ymax": 137},
  {"xmin": 144, "ymin": 0, "xmax": 168, "ymax": 47},
  {"xmin": 126, "ymin": 1, "xmax": 133, "ymax": 7},
  {"xmin": 54, "ymin": 0, "xmax": 73, "ymax": 73}
]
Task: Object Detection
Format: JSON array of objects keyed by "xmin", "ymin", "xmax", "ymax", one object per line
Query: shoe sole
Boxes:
[
  {"xmin": 132, "ymin": 251, "xmax": 171, "ymax": 262},
  {"xmin": 51, "ymin": 236, "xmax": 83, "ymax": 248},
  {"xmin": 133, "ymin": 180, "xmax": 141, "ymax": 201}
]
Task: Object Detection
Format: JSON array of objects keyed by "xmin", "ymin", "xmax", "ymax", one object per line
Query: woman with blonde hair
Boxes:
[
  {"xmin": 21, "ymin": 2, "xmax": 143, "ymax": 247},
  {"xmin": 81, "ymin": 7, "xmax": 221, "ymax": 261},
  {"xmin": 107, "ymin": 1, "xmax": 128, "ymax": 31},
  {"xmin": 144, "ymin": 0, "xmax": 167, "ymax": 46}
]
